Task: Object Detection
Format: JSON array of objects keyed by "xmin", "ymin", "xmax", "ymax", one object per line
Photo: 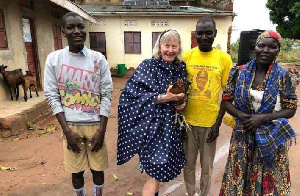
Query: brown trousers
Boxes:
[{"xmin": 183, "ymin": 126, "xmax": 217, "ymax": 196}]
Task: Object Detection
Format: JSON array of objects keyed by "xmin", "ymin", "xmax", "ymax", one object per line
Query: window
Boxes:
[
  {"xmin": 19, "ymin": 0, "xmax": 34, "ymax": 9},
  {"xmin": 124, "ymin": 32, "xmax": 141, "ymax": 54},
  {"xmin": 152, "ymin": 32, "xmax": 161, "ymax": 49},
  {"xmin": 0, "ymin": 9, "xmax": 8, "ymax": 50},
  {"xmin": 89, "ymin": 32, "xmax": 107, "ymax": 58}
]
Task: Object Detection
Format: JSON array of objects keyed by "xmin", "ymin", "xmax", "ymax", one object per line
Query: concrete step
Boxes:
[{"xmin": 0, "ymin": 92, "xmax": 52, "ymax": 138}]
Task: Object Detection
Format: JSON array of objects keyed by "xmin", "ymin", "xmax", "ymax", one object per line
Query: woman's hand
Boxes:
[
  {"xmin": 237, "ymin": 111, "xmax": 251, "ymax": 122},
  {"xmin": 242, "ymin": 114, "xmax": 267, "ymax": 131},
  {"xmin": 160, "ymin": 85, "xmax": 185, "ymax": 103}
]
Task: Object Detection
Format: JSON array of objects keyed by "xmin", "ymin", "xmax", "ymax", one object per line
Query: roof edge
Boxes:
[
  {"xmin": 49, "ymin": 0, "xmax": 97, "ymax": 23},
  {"xmin": 81, "ymin": 5, "xmax": 234, "ymax": 17},
  {"xmin": 90, "ymin": 11, "xmax": 234, "ymax": 17}
]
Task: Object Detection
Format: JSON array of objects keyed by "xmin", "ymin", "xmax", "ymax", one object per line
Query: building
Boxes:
[
  {"xmin": 0, "ymin": 0, "xmax": 96, "ymax": 101},
  {"xmin": 81, "ymin": 3, "xmax": 234, "ymax": 68},
  {"xmin": 0, "ymin": 0, "xmax": 234, "ymax": 101}
]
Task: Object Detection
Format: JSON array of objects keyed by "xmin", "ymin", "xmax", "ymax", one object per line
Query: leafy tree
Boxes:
[
  {"xmin": 230, "ymin": 38, "xmax": 240, "ymax": 53},
  {"xmin": 280, "ymin": 38, "xmax": 296, "ymax": 52},
  {"xmin": 230, "ymin": 39, "xmax": 239, "ymax": 63},
  {"xmin": 266, "ymin": 0, "xmax": 300, "ymax": 39}
]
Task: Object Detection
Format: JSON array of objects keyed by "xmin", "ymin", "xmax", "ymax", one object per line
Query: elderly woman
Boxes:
[
  {"xmin": 219, "ymin": 30, "xmax": 298, "ymax": 196},
  {"xmin": 117, "ymin": 29, "xmax": 187, "ymax": 196}
]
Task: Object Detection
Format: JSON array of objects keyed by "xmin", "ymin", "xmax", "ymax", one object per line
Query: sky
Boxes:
[{"xmin": 231, "ymin": 0, "xmax": 277, "ymax": 43}]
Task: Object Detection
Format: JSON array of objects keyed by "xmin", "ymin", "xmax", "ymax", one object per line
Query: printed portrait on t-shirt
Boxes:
[{"xmin": 190, "ymin": 68, "xmax": 211, "ymax": 99}]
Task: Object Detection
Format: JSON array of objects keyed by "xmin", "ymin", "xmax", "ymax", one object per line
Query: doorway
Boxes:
[
  {"xmin": 22, "ymin": 18, "xmax": 40, "ymax": 88},
  {"xmin": 191, "ymin": 31, "xmax": 197, "ymax": 48},
  {"xmin": 53, "ymin": 24, "xmax": 63, "ymax": 50}
]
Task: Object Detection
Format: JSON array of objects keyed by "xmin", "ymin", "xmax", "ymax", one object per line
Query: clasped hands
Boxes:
[
  {"xmin": 65, "ymin": 128, "xmax": 105, "ymax": 153},
  {"xmin": 237, "ymin": 112, "xmax": 267, "ymax": 132}
]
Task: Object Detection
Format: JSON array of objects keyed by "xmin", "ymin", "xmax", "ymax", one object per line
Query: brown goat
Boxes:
[
  {"xmin": 0, "ymin": 64, "xmax": 28, "ymax": 101},
  {"xmin": 25, "ymin": 71, "xmax": 39, "ymax": 98}
]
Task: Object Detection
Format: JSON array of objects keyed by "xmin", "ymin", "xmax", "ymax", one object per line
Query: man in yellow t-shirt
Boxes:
[{"xmin": 182, "ymin": 16, "xmax": 232, "ymax": 196}]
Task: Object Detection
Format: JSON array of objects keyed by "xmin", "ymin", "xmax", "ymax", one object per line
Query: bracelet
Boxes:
[{"xmin": 158, "ymin": 94, "xmax": 164, "ymax": 103}]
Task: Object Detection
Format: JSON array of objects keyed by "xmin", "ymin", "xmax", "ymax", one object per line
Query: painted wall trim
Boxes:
[{"xmin": 49, "ymin": 0, "xmax": 97, "ymax": 23}]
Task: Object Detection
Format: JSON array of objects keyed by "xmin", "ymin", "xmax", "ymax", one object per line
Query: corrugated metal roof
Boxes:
[{"xmin": 80, "ymin": 5, "xmax": 234, "ymax": 16}]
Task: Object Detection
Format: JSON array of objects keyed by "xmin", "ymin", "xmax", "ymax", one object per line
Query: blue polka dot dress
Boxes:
[{"xmin": 117, "ymin": 58, "xmax": 187, "ymax": 182}]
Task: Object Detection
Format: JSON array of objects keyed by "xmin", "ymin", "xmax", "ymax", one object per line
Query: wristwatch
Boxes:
[{"xmin": 158, "ymin": 94, "xmax": 164, "ymax": 103}]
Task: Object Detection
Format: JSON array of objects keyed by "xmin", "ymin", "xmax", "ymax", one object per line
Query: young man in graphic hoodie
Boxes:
[{"xmin": 44, "ymin": 12, "xmax": 112, "ymax": 196}]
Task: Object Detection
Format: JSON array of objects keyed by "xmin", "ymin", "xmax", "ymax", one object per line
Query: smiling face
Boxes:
[
  {"xmin": 62, "ymin": 15, "xmax": 86, "ymax": 52},
  {"xmin": 255, "ymin": 38, "xmax": 279, "ymax": 66},
  {"xmin": 160, "ymin": 37, "xmax": 180, "ymax": 64},
  {"xmin": 196, "ymin": 21, "xmax": 217, "ymax": 52}
]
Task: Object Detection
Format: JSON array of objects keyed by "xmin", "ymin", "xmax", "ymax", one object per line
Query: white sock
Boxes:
[
  {"xmin": 74, "ymin": 186, "xmax": 86, "ymax": 196},
  {"xmin": 94, "ymin": 184, "xmax": 104, "ymax": 196}
]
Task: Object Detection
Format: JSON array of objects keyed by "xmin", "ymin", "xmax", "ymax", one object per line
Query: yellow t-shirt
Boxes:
[{"xmin": 183, "ymin": 47, "xmax": 233, "ymax": 127}]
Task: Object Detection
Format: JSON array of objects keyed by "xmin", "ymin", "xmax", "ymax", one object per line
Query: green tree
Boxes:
[
  {"xmin": 266, "ymin": 0, "xmax": 300, "ymax": 39},
  {"xmin": 281, "ymin": 38, "xmax": 295, "ymax": 52},
  {"xmin": 230, "ymin": 39, "xmax": 239, "ymax": 63},
  {"xmin": 230, "ymin": 38, "xmax": 240, "ymax": 53}
]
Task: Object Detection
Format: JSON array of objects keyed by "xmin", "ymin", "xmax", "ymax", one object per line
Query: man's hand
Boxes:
[
  {"xmin": 65, "ymin": 130, "xmax": 81, "ymax": 153},
  {"xmin": 55, "ymin": 113, "xmax": 81, "ymax": 153},
  {"xmin": 206, "ymin": 123, "xmax": 220, "ymax": 143},
  {"xmin": 242, "ymin": 114, "xmax": 266, "ymax": 131},
  {"xmin": 90, "ymin": 130, "xmax": 105, "ymax": 152}
]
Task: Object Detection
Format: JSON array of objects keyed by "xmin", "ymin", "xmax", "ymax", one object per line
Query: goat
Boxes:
[
  {"xmin": 0, "ymin": 64, "xmax": 28, "ymax": 101},
  {"xmin": 24, "ymin": 71, "xmax": 39, "ymax": 98}
]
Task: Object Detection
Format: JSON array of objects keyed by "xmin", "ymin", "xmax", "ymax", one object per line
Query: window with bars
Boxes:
[
  {"xmin": 0, "ymin": 9, "xmax": 8, "ymax": 50},
  {"xmin": 124, "ymin": 32, "xmax": 141, "ymax": 54},
  {"xmin": 152, "ymin": 32, "xmax": 162, "ymax": 49}
]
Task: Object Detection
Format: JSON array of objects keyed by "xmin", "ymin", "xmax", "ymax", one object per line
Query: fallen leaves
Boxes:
[
  {"xmin": 112, "ymin": 174, "xmax": 134, "ymax": 195},
  {"xmin": 37, "ymin": 131, "xmax": 48, "ymax": 136},
  {"xmin": 0, "ymin": 166, "xmax": 17, "ymax": 171},
  {"xmin": 113, "ymin": 174, "xmax": 118, "ymax": 181},
  {"xmin": 46, "ymin": 124, "xmax": 56, "ymax": 132},
  {"xmin": 26, "ymin": 121, "xmax": 35, "ymax": 131},
  {"xmin": 37, "ymin": 124, "xmax": 57, "ymax": 137}
]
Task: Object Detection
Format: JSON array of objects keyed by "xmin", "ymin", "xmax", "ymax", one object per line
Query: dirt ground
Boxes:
[{"xmin": 0, "ymin": 75, "xmax": 300, "ymax": 196}]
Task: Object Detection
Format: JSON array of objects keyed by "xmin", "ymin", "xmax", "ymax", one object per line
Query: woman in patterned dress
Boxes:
[
  {"xmin": 219, "ymin": 30, "xmax": 298, "ymax": 196},
  {"xmin": 117, "ymin": 29, "xmax": 187, "ymax": 196}
]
